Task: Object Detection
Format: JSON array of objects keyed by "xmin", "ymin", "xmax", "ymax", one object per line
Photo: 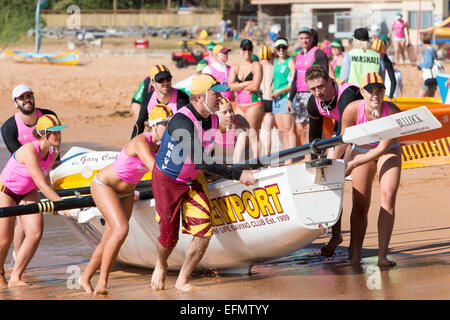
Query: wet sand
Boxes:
[
  {"xmin": 0, "ymin": 165, "xmax": 448, "ymax": 301},
  {"xmin": 0, "ymin": 44, "xmax": 449, "ymax": 301}
]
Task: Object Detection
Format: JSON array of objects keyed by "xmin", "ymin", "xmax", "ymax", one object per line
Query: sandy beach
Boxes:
[{"xmin": 0, "ymin": 42, "xmax": 449, "ymax": 303}]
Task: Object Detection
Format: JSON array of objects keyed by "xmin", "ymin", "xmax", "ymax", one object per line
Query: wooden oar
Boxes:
[
  {"xmin": 40, "ymin": 179, "xmax": 152, "ymax": 199},
  {"xmin": 0, "ymin": 189, "xmax": 153, "ymax": 218},
  {"xmin": 233, "ymin": 106, "xmax": 442, "ymax": 169}
]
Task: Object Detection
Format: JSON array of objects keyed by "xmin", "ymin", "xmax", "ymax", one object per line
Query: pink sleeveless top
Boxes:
[
  {"xmin": 315, "ymin": 83, "xmax": 354, "ymax": 122},
  {"xmin": 208, "ymin": 63, "xmax": 234, "ymax": 101},
  {"xmin": 176, "ymin": 106, "xmax": 218, "ymax": 183},
  {"xmin": 393, "ymin": 20, "xmax": 405, "ymax": 38},
  {"xmin": 322, "ymin": 40, "xmax": 331, "ymax": 57},
  {"xmin": 1, "ymin": 140, "xmax": 54, "ymax": 195},
  {"xmin": 113, "ymin": 132, "xmax": 156, "ymax": 185},
  {"xmin": 147, "ymin": 88, "xmax": 178, "ymax": 115},
  {"xmin": 15, "ymin": 108, "xmax": 43, "ymax": 145},
  {"xmin": 331, "ymin": 54, "xmax": 343, "ymax": 70},
  {"xmin": 356, "ymin": 100, "xmax": 390, "ymax": 146},
  {"xmin": 215, "ymin": 128, "xmax": 237, "ymax": 164},
  {"xmin": 295, "ymin": 46, "xmax": 319, "ymax": 92},
  {"xmin": 215, "ymin": 128, "xmax": 237, "ymax": 148}
]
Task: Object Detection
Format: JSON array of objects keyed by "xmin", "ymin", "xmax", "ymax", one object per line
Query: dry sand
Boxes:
[{"xmin": 0, "ymin": 43, "xmax": 449, "ymax": 303}]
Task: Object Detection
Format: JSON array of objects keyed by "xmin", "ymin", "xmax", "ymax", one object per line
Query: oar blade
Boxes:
[{"xmin": 343, "ymin": 106, "xmax": 442, "ymax": 145}]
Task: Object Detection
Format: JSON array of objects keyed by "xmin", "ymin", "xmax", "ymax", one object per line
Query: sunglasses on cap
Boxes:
[
  {"xmin": 156, "ymin": 76, "xmax": 172, "ymax": 83},
  {"xmin": 276, "ymin": 45, "xmax": 287, "ymax": 50}
]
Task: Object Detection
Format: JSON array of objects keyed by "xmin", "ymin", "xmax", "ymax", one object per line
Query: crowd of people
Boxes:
[{"xmin": 1, "ymin": 22, "xmax": 444, "ymax": 295}]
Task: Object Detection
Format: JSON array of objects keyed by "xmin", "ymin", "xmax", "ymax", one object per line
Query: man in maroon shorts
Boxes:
[{"xmin": 151, "ymin": 74, "xmax": 258, "ymax": 291}]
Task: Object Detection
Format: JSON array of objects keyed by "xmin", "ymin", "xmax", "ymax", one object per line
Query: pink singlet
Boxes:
[
  {"xmin": 113, "ymin": 132, "xmax": 156, "ymax": 185},
  {"xmin": 147, "ymin": 88, "xmax": 178, "ymax": 115},
  {"xmin": 295, "ymin": 46, "xmax": 319, "ymax": 92},
  {"xmin": 392, "ymin": 20, "xmax": 405, "ymax": 39},
  {"xmin": 15, "ymin": 108, "xmax": 44, "ymax": 145},
  {"xmin": 175, "ymin": 106, "xmax": 218, "ymax": 184},
  {"xmin": 0, "ymin": 140, "xmax": 54, "ymax": 195},
  {"xmin": 331, "ymin": 54, "xmax": 343, "ymax": 71},
  {"xmin": 356, "ymin": 100, "xmax": 390, "ymax": 147},
  {"xmin": 208, "ymin": 63, "xmax": 234, "ymax": 101},
  {"xmin": 314, "ymin": 83, "xmax": 354, "ymax": 122}
]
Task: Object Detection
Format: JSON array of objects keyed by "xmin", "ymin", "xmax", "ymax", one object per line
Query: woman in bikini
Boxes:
[
  {"xmin": 78, "ymin": 104, "xmax": 173, "ymax": 295},
  {"xmin": 0, "ymin": 114, "xmax": 69, "ymax": 288},
  {"xmin": 332, "ymin": 72, "xmax": 401, "ymax": 268},
  {"xmin": 228, "ymin": 39, "xmax": 264, "ymax": 158}
]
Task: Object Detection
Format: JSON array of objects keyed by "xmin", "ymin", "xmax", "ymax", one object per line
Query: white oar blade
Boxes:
[
  {"xmin": 57, "ymin": 208, "xmax": 101, "ymax": 224},
  {"xmin": 342, "ymin": 106, "xmax": 442, "ymax": 145}
]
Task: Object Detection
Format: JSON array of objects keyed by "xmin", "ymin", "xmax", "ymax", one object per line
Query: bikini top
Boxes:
[{"xmin": 236, "ymin": 71, "xmax": 253, "ymax": 83}]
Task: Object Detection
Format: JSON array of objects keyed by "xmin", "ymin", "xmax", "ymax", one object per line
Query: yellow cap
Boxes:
[
  {"xmin": 149, "ymin": 64, "xmax": 171, "ymax": 82},
  {"xmin": 148, "ymin": 103, "xmax": 173, "ymax": 127},
  {"xmin": 36, "ymin": 114, "xmax": 68, "ymax": 132},
  {"xmin": 199, "ymin": 29, "xmax": 208, "ymax": 41},
  {"xmin": 360, "ymin": 72, "xmax": 385, "ymax": 91},
  {"xmin": 190, "ymin": 74, "xmax": 229, "ymax": 94},
  {"xmin": 258, "ymin": 45, "xmax": 273, "ymax": 60},
  {"xmin": 371, "ymin": 39, "xmax": 386, "ymax": 54},
  {"xmin": 212, "ymin": 45, "xmax": 231, "ymax": 56}
]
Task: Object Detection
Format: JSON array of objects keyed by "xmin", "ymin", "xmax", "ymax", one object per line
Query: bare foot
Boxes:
[
  {"xmin": 93, "ymin": 288, "xmax": 108, "ymax": 296},
  {"xmin": 8, "ymin": 279, "xmax": 31, "ymax": 288},
  {"xmin": 93, "ymin": 280, "xmax": 108, "ymax": 296},
  {"xmin": 0, "ymin": 273, "xmax": 7, "ymax": 289},
  {"xmin": 150, "ymin": 263, "xmax": 167, "ymax": 291},
  {"xmin": 350, "ymin": 263, "xmax": 363, "ymax": 274},
  {"xmin": 175, "ymin": 281, "xmax": 193, "ymax": 292},
  {"xmin": 78, "ymin": 274, "xmax": 93, "ymax": 294},
  {"xmin": 320, "ymin": 236, "xmax": 343, "ymax": 257},
  {"xmin": 378, "ymin": 259, "xmax": 397, "ymax": 268}
]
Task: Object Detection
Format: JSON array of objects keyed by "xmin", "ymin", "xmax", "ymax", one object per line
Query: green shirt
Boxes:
[
  {"xmin": 132, "ymin": 79, "xmax": 146, "ymax": 104},
  {"xmin": 273, "ymin": 57, "xmax": 293, "ymax": 99}
]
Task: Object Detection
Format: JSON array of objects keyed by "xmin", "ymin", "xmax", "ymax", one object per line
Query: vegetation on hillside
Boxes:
[{"xmin": 0, "ymin": 0, "xmax": 36, "ymax": 46}]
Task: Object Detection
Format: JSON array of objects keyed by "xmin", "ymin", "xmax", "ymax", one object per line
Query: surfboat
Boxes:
[
  {"xmin": 41, "ymin": 106, "xmax": 441, "ymax": 272},
  {"xmin": 2, "ymin": 50, "xmax": 79, "ymax": 66},
  {"xmin": 51, "ymin": 147, "xmax": 345, "ymax": 272}
]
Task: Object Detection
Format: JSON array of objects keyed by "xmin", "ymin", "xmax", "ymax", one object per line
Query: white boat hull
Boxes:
[{"xmin": 52, "ymin": 149, "xmax": 345, "ymax": 271}]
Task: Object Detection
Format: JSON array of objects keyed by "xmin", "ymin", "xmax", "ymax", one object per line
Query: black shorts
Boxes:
[{"xmin": 263, "ymin": 99, "xmax": 272, "ymax": 113}]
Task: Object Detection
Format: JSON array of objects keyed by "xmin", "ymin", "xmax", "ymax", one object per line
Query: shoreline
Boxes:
[
  {"xmin": 0, "ymin": 46, "xmax": 448, "ymax": 301},
  {"xmin": 0, "ymin": 165, "xmax": 448, "ymax": 300}
]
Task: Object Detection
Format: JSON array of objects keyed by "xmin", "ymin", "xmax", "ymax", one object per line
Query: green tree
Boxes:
[{"xmin": 0, "ymin": 0, "xmax": 37, "ymax": 46}]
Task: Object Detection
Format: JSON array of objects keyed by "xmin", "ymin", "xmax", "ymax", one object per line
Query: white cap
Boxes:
[{"xmin": 12, "ymin": 84, "xmax": 33, "ymax": 101}]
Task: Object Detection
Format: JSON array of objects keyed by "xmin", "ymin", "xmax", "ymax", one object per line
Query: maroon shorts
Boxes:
[
  {"xmin": 152, "ymin": 165, "xmax": 212, "ymax": 251},
  {"xmin": 0, "ymin": 183, "xmax": 34, "ymax": 205}
]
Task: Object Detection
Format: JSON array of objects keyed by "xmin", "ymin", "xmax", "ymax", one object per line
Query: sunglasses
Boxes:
[
  {"xmin": 241, "ymin": 47, "xmax": 253, "ymax": 51},
  {"xmin": 276, "ymin": 45, "xmax": 288, "ymax": 50},
  {"xmin": 156, "ymin": 76, "xmax": 172, "ymax": 83},
  {"xmin": 16, "ymin": 92, "xmax": 34, "ymax": 100}
]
